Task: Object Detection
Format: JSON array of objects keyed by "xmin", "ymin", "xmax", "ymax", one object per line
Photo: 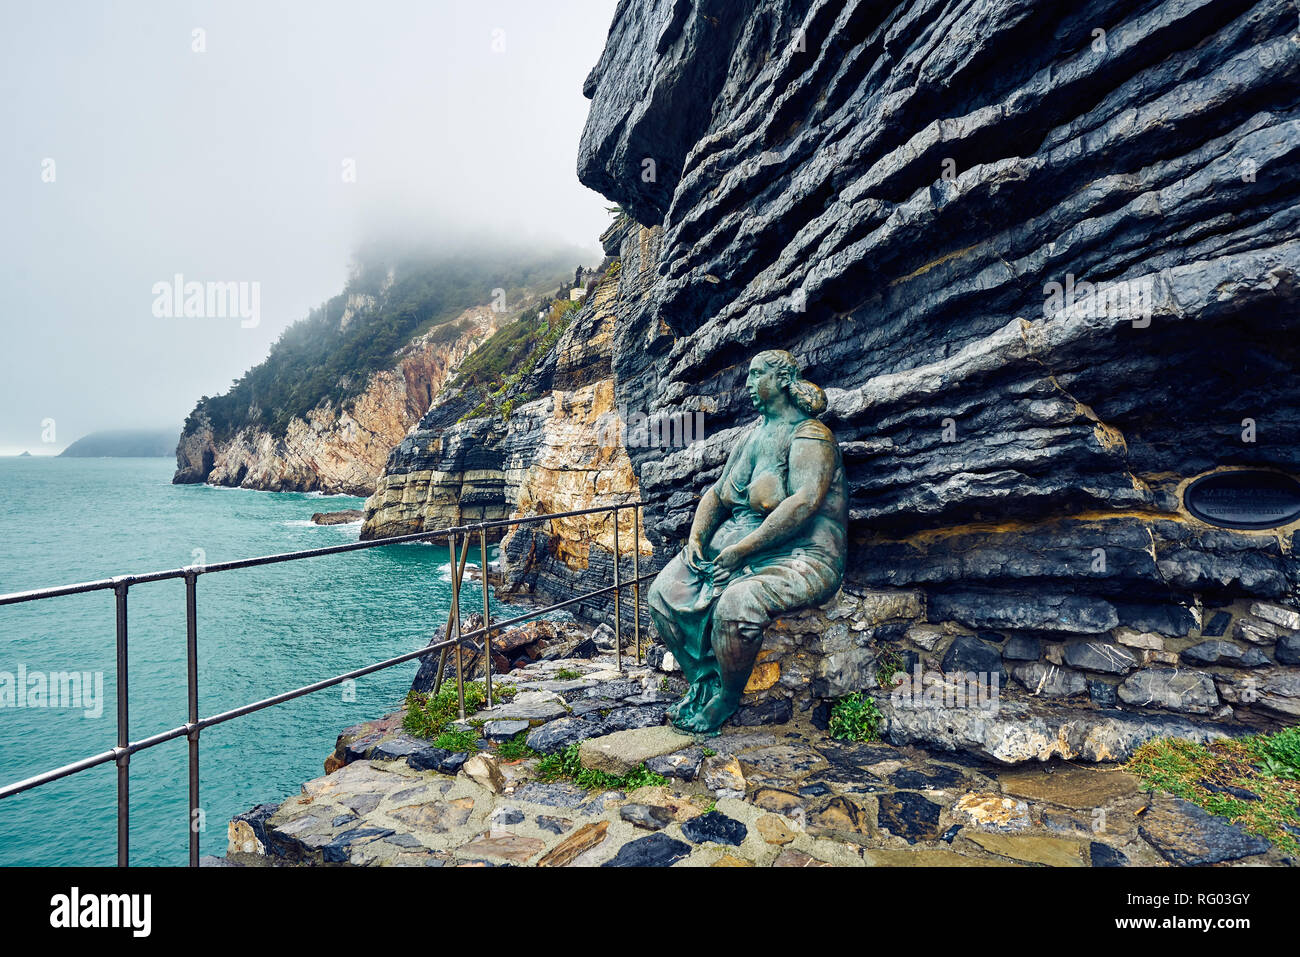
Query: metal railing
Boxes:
[{"xmin": 0, "ymin": 500, "xmax": 649, "ymax": 867}]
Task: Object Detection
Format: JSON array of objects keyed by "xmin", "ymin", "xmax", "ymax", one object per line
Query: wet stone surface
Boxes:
[{"xmin": 226, "ymin": 652, "xmax": 1290, "ymax": 868}]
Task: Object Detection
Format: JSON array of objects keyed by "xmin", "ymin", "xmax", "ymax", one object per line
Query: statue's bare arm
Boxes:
[
  {"xmin": 683, "ymin": 488, "xmax": 725, "ymax": 570},
  {"xmin": 682, "ymin": 439, "xmax": 751, "ymax": 569}
]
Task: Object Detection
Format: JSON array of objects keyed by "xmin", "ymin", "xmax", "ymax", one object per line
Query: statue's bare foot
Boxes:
[
  {"xmin": 674, "ymin": 708, "xmax": 718, "ymax": 734},
  {"xmin": 665, "ymin": 693, "xmax": 691, "ymax": 722},
  {"xmin": 666, "ymin": 681, "xmax": 712, "ymax": 725},
  {"xmin": 671, "ymin": 708, "xmax": 708, "ymax": 734},
  {"xmin": 677, "ymin": 690, "xmax": 736, "ymax": 735}
]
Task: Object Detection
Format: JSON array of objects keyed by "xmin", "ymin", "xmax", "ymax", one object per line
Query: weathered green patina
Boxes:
[{"xmin": 648, "ymin": 351, "xmax": 847, "ymax": 734}]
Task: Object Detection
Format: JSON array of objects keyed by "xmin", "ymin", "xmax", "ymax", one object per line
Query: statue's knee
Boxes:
[
  {"xmin": 647, "ymin": 601, "xmax": 664, "ymax": 632},
  {"xmin": 714, "ymin": 580, "xmax": 761, "ymax": 625}
]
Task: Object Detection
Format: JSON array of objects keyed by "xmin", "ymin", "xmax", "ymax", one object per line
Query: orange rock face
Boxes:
[{"xmin": 199, "ymin": 306, "xmax": 503, "ymax": 496}]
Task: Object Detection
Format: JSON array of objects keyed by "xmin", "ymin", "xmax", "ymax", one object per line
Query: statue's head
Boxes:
[{"xmin": 748, "ymin": 350, "xmax": 827, "ymax": 416}]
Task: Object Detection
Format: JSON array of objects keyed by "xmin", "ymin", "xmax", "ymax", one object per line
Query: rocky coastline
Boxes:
[
  {"xmin": 174, "ymin": 305, "xmax": 505, "ymax": 496},
  {"xmin": 360, "ymin": 240, "xmax": 653, "ymax": 622}
]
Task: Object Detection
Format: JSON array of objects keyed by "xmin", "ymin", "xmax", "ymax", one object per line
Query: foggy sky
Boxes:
[{"xmin": 0, "ymin": 0, "xmax": 617, "ymax": 454}]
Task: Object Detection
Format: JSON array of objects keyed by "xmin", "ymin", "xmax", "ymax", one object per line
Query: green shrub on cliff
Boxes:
[
  {"xmin": 828, "ymin": 692, "xmax": 882, "ymax": 743},
  {"xmin": 452, "ymin": 297, "xmax": 581, "ymax": 423}
]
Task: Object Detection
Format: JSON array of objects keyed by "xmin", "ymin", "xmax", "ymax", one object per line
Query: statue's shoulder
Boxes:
[{"xmin": 792, "ymin": 418, "xmax": 834, "ymax": 443}]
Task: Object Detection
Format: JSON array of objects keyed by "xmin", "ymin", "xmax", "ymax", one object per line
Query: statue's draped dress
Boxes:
[{"xmin": 648, "ymin": 417, "xmax": 848, "ymax": 688}]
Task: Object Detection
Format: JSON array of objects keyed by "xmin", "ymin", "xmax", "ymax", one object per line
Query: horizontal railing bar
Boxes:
[
  {"xmin": 183, "ymin": 571, "xmax": 656, "ymax": 731},
  {"xmin": 195, "ymin": 635, "xmax": 468, "ymax": 730},
  {"xmin": 0, "ymin": 748, "xmax": 119, "ymax": 799},
  {"xmin": 0, "ymin": 530, "xmax": 446, "ymax": 605},
  {"xmin": 0, "ymin": 629, "xmax": 460, "ymax": 801},
  {"xmin": 0, "ymin": 570, "xmax": 656, "ymax": 803},
  {"xmin": 0, "ymin": 501, "xmax": 645, "ymax": 607},
  {"xmin": 483, "ymin": 573, "xmax": 654, "ymax": 633},
  {"xmin": 472, "ymin": 501, "xmax": 642, "ymax": 533}
]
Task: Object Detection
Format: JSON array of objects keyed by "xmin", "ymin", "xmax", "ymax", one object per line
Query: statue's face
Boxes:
[{"xmin": 746, "ymin": 359, "xmax": 786, "ymax": 410}]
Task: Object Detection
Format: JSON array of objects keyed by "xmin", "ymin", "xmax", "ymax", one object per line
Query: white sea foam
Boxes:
[
  {"xmin": 437, "ymin": 561, "xmax": 488, "ymax": 583},
  {"xmin": 281, "ymin": 519, "xmax": 365, "ymax": 534}
]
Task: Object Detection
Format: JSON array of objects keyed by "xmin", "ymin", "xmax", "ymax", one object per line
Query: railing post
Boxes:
[
  {"xmin": 633, "ymin": 503, "xmax": 642, "ymax": 665},
  {"xmin": 185, "ymin": 571, "xmax": 200, "ymax": 868},
  {"xmin": 613, "ymin": 505, "xmax": 622, "ymax": 673},
  {"xmin": 113, "ymin": 581, "xmax": 130, "ymax": 868},
  {"xmin": 432, "ymin": 534, "xmax": 471, "ymax": 698},
  {"xmin": 479, "ymin": 526, "xmax": 493, "ymax": 709},
  {"xmin": 448, "ymin": 532, "xmax": 465, "ymax": 720}
]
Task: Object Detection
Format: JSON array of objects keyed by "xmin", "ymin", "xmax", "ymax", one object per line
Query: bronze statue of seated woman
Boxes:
[{"xmin": 647, "ymin": 350, "xmax": 847, "ymax": 735}]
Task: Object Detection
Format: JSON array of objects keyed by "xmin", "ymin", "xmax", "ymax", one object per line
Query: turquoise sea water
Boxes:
[{"xmin": 0, "ymin": 456, "xmax": 494, "ymax": 866}]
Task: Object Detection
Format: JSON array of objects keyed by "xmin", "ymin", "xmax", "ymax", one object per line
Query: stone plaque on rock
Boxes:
[{"xmin": 1184, "ymin": 470, "xmax": 1300, "ymax": 529}]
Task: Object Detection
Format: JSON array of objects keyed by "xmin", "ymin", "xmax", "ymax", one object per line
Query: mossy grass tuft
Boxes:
[
  {"xmin": 496, "ymin": 731, "xmax": 538, "ymax": 762},
  {"xmin": 875, "ymin": 648, "xmax": 905, "ymax": 690},
  {"xmin": 1127, "ymin": 726, "xmax": 1300, "ymax": 854},
  {"xmin": 402, "ymin": 680, "xmax": 515, "ymax": 744},
  {"xmin": 535, "ymin": 742, "xmax": 668, "ymax": 791},
  {"xmin": 433, "ymin": 728, "xmax": 479, "ymax": 752}
]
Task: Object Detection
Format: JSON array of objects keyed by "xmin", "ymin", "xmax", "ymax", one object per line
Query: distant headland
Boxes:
[{"xmin": 59, "ymin": 429, "xmax": 179, "ymax": 458}]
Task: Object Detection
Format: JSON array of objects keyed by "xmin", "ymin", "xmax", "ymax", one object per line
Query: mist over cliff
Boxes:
[{"xmin": 174, "ymin": 242, "xmax": 595, "ymax": 495}]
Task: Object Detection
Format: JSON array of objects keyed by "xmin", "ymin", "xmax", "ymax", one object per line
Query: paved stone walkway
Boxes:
[{"xmin": 223, "ymin": 654, "xmax": 1289, "ymax": 867}]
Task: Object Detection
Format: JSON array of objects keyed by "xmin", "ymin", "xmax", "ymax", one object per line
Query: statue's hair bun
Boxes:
[
  {"xmin": 789, "ymin": 378, "xmax": 827, "ymax": 416},
  {"xmin": 753, "ymin": 349, "xmax": 826, "ymax": 416}
]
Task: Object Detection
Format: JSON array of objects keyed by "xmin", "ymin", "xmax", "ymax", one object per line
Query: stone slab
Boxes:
[
  {"xmin": 965, "ymin": 832, "xmax": 1089, "ymax": 866},
  {"xmin": 998, "ymin": 766, "xmax": 1141, "ymax": 810},
  {"xmin": 578, "ymin": 726, "xmax": 696, "ymax": 776}
]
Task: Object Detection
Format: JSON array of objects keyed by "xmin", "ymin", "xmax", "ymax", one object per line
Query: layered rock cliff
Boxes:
[
  {"xmin": 574, "ymin": 0, "xmax": 1300, "ymax": 731},
  {"xmin": 362, "ymin": 249, "xmax": 653, "ymax": 617},
  {"xmin": 175, "ymin": 306, "xmax": 502, "ymax": 495},
  {"xmin": 174, "ymin": 248, "xmax": 581, "ymax": 495}
]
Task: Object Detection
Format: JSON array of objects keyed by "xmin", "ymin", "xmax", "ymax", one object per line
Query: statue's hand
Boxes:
[
  {"xmin": 710, "ymin": 544, "xmax": 746, "ymax": 585},
  {"xmin": 683, "ymin": 534, "xmax": 707, "ymax": 572}
]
